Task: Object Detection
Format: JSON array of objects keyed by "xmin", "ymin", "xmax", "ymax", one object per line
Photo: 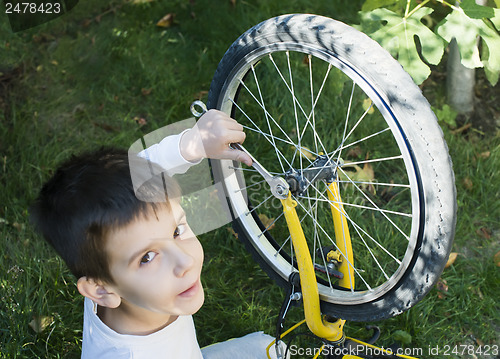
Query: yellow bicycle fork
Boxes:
[
  {"xmin": 270, "ymin": 181, "xmax": 419, "ymax": 359},
  {"xmin": 280, "ymin": 181, "xmax": 353, "ymax": 343}
]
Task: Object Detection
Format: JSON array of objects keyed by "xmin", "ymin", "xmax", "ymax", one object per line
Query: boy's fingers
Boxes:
[
  {"xmin": 224, "ymin": 149, "xmax": 252, "ymax": 166},
  {"xmin": 216, "ymin": 119, "xmax": 244, "ymax": 135},
  {"xmin": 227, "ymin": 129, "xmax": 246, "ymax": 145},
  {"xmin": 225, "ymin": 118, "xmax": 244, "ymax": 132}
]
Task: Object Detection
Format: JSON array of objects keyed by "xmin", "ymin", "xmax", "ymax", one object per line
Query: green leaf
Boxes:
[
  {"xmin": 490, "ymin": 7, "xmax": 500, "ymax": 28},
  {"xmin": 359, "ymin": 7, "xmax": 445, "ymax": 84},
  {"xmin": 393, "ymin": 329, "xmax": 412, "ymax": 345},
  {"xmin": 437, "ymin": 7, "xmax": 500, "ymax": 85},
  {"xmin": 460, "ymin": 0, "xmax": 495, "ymax": 19},
  {"xmin": 361, "ymin": 0, "xmax": 405, "ymax": 12},
  {"xmin": 433, "ymin": 104, "xmax": 457, "ymax": 128},
  {"xmin": 482, "ymin": 34, "xmax": 500, "ymax": 85}
]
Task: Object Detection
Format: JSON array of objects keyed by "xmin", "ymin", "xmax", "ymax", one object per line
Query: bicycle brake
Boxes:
[{"xmin": 315, "ymin": 246, "xmax": 344, "ymax": 279}]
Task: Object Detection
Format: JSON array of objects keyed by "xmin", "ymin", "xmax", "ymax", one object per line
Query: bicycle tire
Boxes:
[{"xmin": 207, "ymin": 14, "xmax": 456, "ymax": 321}]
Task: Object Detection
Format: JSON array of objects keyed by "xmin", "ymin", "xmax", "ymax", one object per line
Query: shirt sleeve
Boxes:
[{"xmin": 138, "ymin": 129, "xmax": 202, "ymax": 176}]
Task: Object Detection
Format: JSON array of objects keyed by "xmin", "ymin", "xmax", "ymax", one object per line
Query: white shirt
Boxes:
[
  {"xmin": 138, "ymin": 129, "xmax": 201, "ymax": 177},
  {"xmin": 81, "ymin": 298, "xmax": 203, "ymax": 359}
]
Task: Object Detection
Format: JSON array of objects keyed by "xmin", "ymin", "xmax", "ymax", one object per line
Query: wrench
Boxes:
[{"xmin": 190, "ymin": 100, "xmax": 289, "ymax": 199}]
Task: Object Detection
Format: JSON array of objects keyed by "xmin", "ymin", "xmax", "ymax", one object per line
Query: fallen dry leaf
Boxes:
[
  {"xmin": 444, "ymin": 252, "xmax": 458, "ymax": 269},
  {"xmin": 258, "ymin": 214, "xmax": 275, "ymax": 231},
  {"xmin": 81, "ymin": 18, "xmax": 92, "ymax": 27},
  {"xmin": 92, "ymin": 121, "xmax": 117, "ymax": 132},
  {"xmin": 209, "ymin": 188, "xmax": 219, "ymax": 201},
  {"xmin": 476, "ymin": 227, "xmax": 491, "ymax": 239},
  {"xmin": 226, "ymin": 227, "xmax": 238, "ymax": 239},
  {"xmin": 12, "ymin": 222, "xmax": 25, "ymax": 231},
  {"xmin": 436, "ymin": 278, "xmax": 448, "ymax": 299},
  {"xmin": 157, "ymin": 13, "xmax": 174, "ymax": 28},
  {"xmin": 346, "ymin": 146, "xmax": 363, "ymax": 158},
  {"xmin": 340, "ymin": 161, "xmax": 376, "ymax": 194},
  {"xmin": 494, "ymin": 251, "xmax": 500, "ymax": 267},
  {"xmin": 134, "ymin": 117, "xmax": 147, "ymax": 126},
  {"xmin": 450, "ymin": 123, "xmax": 471, "ymax": 135},
  {"xmin": 477, "ymin": 287, "xmax": 484, "ymax": 300},
  {"xmin": 291, "ymin": 146, "xmax": 315, "ymax": 160},
  {"xmin": 477, "ymin": 151, "xmax": 490, "ymax": 159},
  {"xmin": 462, "ymin": 176, "xmax": 473, "ymax": 190},
  {"xmin": 29, "ymin": 316, "xmax": 53, "ymax": 333},
  {"xmin": 193, "ymin": 90, "xmax": 208, "ymax": 100},
  {"xmin": 362, "ymin": 98, "xmax": 375, "ymax": 114},
  {"xmin": 141, "ymin": 88, "xmax": 152, "ymax": 96}
]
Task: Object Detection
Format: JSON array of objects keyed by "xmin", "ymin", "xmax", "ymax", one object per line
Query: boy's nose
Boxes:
[{"xmin": 171, "ymin": 244, "xmax": 195, "ymax": 277}]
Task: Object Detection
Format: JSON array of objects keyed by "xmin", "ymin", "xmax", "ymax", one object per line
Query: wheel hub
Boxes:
[{"xmin": 284, "ymin": 155, "xmax": 341, "ymax": 196}]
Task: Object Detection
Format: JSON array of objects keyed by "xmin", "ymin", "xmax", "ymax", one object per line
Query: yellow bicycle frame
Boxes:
[
  {"xmin": 279, "ymin": 181, "xmax": 353, "ymax": 343},
  {"xmin": 272, "ymin": 182, "xmax": 419, "ymax": 359}
]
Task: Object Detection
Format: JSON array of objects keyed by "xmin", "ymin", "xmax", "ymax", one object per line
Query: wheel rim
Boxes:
[{"xmin": 215, "ymin": 43, "xmax": 423, "ymax": 305}]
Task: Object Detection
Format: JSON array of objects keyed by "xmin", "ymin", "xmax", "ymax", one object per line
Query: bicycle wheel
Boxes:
[{"xmin": 208, "ymin": 14, "xmax": 456, "ymax": 321}]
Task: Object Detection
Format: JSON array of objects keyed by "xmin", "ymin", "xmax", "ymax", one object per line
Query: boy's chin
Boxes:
[
  {"xmin": 179, "ymin": 288, "xmax": 205, "ymax": 316},
  {"xmin": 190, "ymin": 291, "xmax": 205, "ymax": 315}
]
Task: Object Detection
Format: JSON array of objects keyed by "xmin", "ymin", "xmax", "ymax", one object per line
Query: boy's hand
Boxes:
[{"xmin": 180, "ymin": 110, "xmax": 252, "ymax": 166}]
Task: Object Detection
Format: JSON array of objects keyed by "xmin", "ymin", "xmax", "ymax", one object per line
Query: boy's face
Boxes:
[{"xmin": 104, "ymin": 201, "xmax": 204, "ymax": 320}]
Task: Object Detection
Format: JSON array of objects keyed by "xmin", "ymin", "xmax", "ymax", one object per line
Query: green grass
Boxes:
[{"xmin": 1, "ymin": 0, "xmax": 499, "ymax": 358}]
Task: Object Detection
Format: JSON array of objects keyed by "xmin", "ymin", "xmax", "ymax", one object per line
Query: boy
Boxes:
[{"xmin": 31, "ymin": 110, "xmax": 281, "ymax": 358}]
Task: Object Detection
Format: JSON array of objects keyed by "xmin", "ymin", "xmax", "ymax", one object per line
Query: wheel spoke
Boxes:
[
  {"xmin": 233, "ymin": 81, "xmax": 317, "ymax": 169},
  {"xmin": 245, "ymin": 193, "xmax": 275, "ymax": 215},
  {"xmin": 297, "ymin": 195, "xmax": 412, "ymax": 218},
  {"xmin": 337, "ymin": 166, "xmax": 410, "ymax": 240},
  {"xmin": 301, "ymin": 180, "xmax": 403, "ymax": 266},
  {"xmin": 285, "ymin": 51, "xmax": 303, "ymax": 174},
  {"xmin": 229, "ymin": 165, "xmax": 283, "ymax": 176},
  {"xmin": 268, "ymin": 53, "xmax": 331, "ymax": 165},
  {"xmin": 337, "ymin": 180, "xmax": 410, "ymax": 188},
  {"xmin": 293, "ymin": 195, "xmax": 372, "ymax": 291},
  {"xmin": 341, "ymin": 100, "xmax": 374, "ymax": 145},
  {"xmin": 335, "ymin": 81, "xmax": 356, "ymax": 166},
  {"xmin": 297, "ymin": 58, "xmax": 330, "ymax": 160},
  {"xmin": 343, "ymin": 155, "xmax": 404, "ymax": 167},
  {"xmin": 233, "ymin": 178, "xmax": 268, "ymax": 193},
  {"xmin": 250, "ymin": 63, "xmax": 286, "ymax": 174},
  {"xmin": 229, "ymin": 96, "xmax": 294, "ymax": 169},
  {"xmin": 329, "ymin": 127, "xmax": 392, "ymax": 158},
  {"xmin": 242, "ymin": 125, "xmax": 298, "ymax": 148},
  {"xmin": 258, "ymin": 212, "xmax": 285, "ymax": 238}
]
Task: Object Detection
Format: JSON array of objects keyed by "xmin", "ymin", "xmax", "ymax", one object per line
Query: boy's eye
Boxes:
[
  {"xmin": 173, "ymin": 224, "xmax": 186, "ymax": 238},
  {"xmin": 140, "ymin": 251, "xmax": 157, "ymax": 265}
]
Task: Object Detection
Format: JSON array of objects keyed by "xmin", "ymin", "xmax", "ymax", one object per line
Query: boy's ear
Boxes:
[{"xmin": 77, "ymin": 276, "xmax": 121, "ymax": 309}]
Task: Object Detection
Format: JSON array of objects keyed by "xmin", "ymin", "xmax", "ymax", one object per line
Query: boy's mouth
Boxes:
[{"xmin": 179, "ymin": 280, "xmax": 201, "ymax": 297}]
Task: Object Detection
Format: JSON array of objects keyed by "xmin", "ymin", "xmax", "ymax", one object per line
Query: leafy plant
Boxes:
[
  {"xmin": 357, "ymin": 0, "xmax": 500, "ymax": 85},
  {"xmin": 433, "ymin": 103, "xmax": 458, "ymax": 128}
]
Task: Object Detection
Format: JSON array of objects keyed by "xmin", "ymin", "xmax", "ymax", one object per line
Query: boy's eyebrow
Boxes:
[{"xmin": 127, "ymin": 209, "xmax": 187, "ymax": 266}]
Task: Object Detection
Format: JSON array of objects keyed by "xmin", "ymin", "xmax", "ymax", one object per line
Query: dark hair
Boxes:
[{"xmin": 30, "ymin": 147, "xmax": 180, "ymax": 284}]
